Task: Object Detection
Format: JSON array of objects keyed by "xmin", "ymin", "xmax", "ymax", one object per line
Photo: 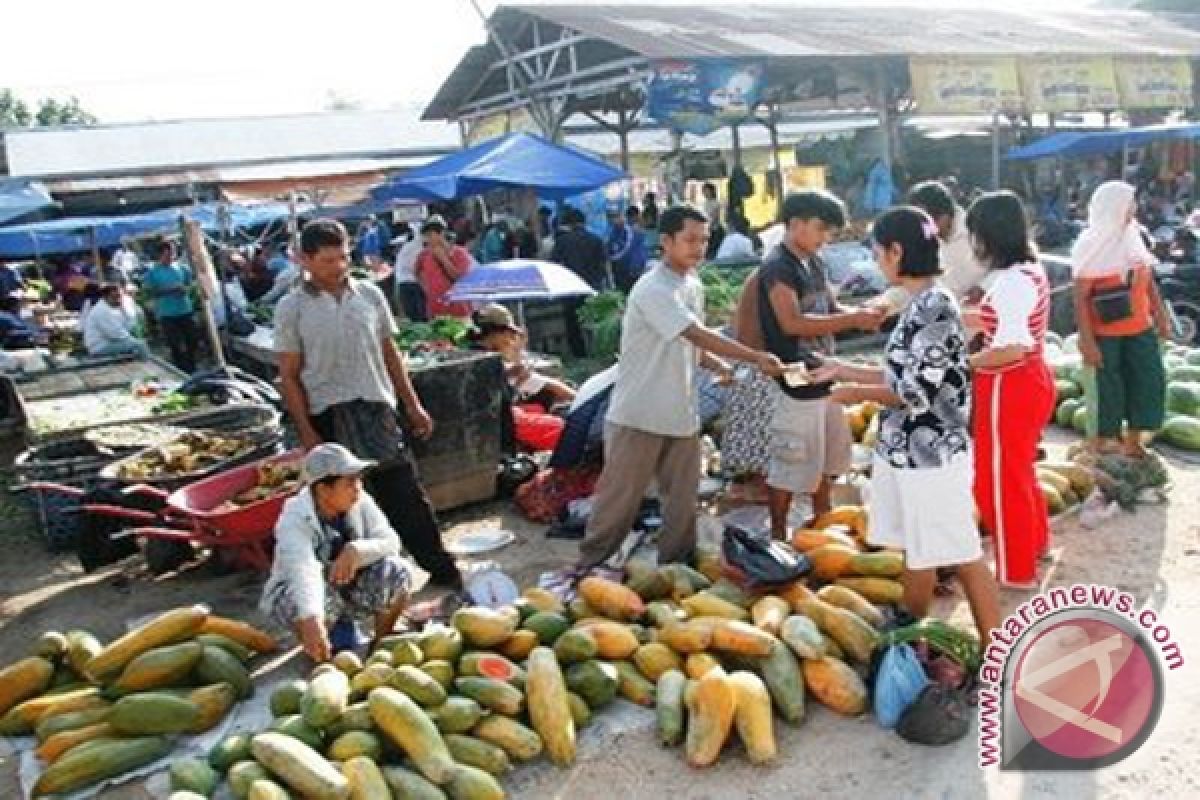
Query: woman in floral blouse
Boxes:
[{"xmin": 816, "ymin": 207, "xmax": 999, "ymax": 648}]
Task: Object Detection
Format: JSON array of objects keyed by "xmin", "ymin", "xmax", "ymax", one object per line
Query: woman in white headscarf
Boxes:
[{"xmin": 1072, "ymin": 181, "xmax": 1170, "ymax": 457}]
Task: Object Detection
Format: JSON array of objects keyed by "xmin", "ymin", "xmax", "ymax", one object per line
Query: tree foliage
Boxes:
[{"xmin": 1, "ymin": 90, "xmax": 97, "ymax": 128}]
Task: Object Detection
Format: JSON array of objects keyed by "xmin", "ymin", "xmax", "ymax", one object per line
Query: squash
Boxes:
[
  {"xmin": 454, "ymin": 677, "xmax": 524, "ymax": 716},
  {"xmin": 444, "ymin": 764, "xmax": 505, "ymax": 800},
  {"xmin": 194, "ymin": 645, "xmax": 253, "ymax": 700},
  {"xmin": 381, "ymin": 766, "xmax": 447, "ymax": 800},
  {"xmin": 811, "ymin": 506, "xmax": 868, "ymax": 540},
  {"xmin": 801, "ymin": 656, "xmax": 867, "ymax": 716},
  {"xmin": 368, "ymin": 687, "xmax": 456, "ymax": 784},
  {"xmin": 684, "ymin": 669, "xmax": 737, "ymax": 768},
  {"xmin": 633, "ymin": 643, "xmax": 684, "ymax": 682},
  {"xmin": 779, "ymin": 615, "xmax": 824, "ymax": 660},
  {"xmin": 36, "ymin": 722, "xmax": 116, "ymax": 764},
  {"xmin": 392, "ymin": 665, "xmax": 449, "ymax": 708},
  {"xmin": 816, "ymin": 585, "xmax": 886, "ymax": 628},
  {"xmin": 848, "ymin": 550, "xmax": 904, "ymax": 579},
  {"xmin": 113, "ymin": 641, "xmax": 204, "ymax": 694},
  {"xmin": 198, "ymin": 616, "xmax": 277, "ymax": 653},
  {"xmin": 0, "ymin": 656, "xmax": 55, "ymax": 715},
  {"xmin": 578, "ymin": 575, "xmax": 646, "ymax": 621},
  {"xmin": 327, "ymin": 730, "xmax": 383, "ymax": 762},
  {"xmin": 749, "ymin": 596, "xmax": 791, "ymax": 637},
  {"xmin": 340, "ymin": 756, "xmax": 390, "ymax": 800},
  {"xmin": 613, "ymin": 660, "xmax": 656, "ymax": 707},
  {"xmin": 521, "ymin": 587, "xmax": 565, "ymax": 614},
  {"xmin": 428, "ymin": 697, "xmax": 484, "ymax": 735},
  {"xmin": 680, "ymin": 592, "xmax": 749, "ymax": 621},
  {"xmin": 565, "ymin": 661, "xmax": 619, "ymax": 709},
  {"xmin": 758, "ymin": 641, "xmax": 806, "ymax": 724},
  {"xmin": 656, "ymin": 669, "xmax": 687, "ymax": 746},
  {"xmin": 302, "ymin": 668, "xmax": 351, "ymax": 728},
  {"xmin": 806, "ymin": 544, "xmax": 860, "ymax": 581},
  {"xmin": 709, "ymin": 620, "xmax": 775, "ymax": 658},
  {"xmin": 169, "ymin": 757, "xmax": 220, "ymax": 797},
  {"xmin": 186, "ymin": 682, "xmax": 238, "ymax": 733},
  {"xmin": 110, "ymin": 692, "xmax": 201, "ymax": 735},
  {"xmin": 32, "ymin": 735, "xmax": 171, "ymax": 797},
  {"xmin": 451, "ymin": 607, "xmax": 519, "ymax": 649},
  {"xmin": 799, "ymin": 598, "xmax": 880, "ymax": 664},
  {"xmin": 572, "ymin": 619, "xmax": 640, "ymax": 660},
  {"xmin": 471, "ymin": 715, "xmax": 543, "ymax": 762},
  {"xmin": 87, "ymin": 605, "xmax": 209, "ymax": 681},
  {"xmin": 525, "ymin": 647, "xmax": 575, "ymax": 767},
  {"xmin": 444, "ymin": 734, "xmax": 512, "ymax": 776},
  {"xmin": 685, "ymin": 653, "xmax": 723, "ymax": 680},
  {"xmin": 499, "ymin": 630, "xmax": 539, "ymax": 661},
  {"xmin": 728, "ymin": 671, "xmax": 776, "ymax": 765},
  {"xmin": 834, "ymin": 577, "xmax": 905, "ymax": 605},
  {"xmin": 790, "ymin": 527, "xmax": 859, "ymax": 553},
  {"xmin": 657, "ymin": 619, "xmax": 717, "ymax": 654},
  {"xmin": 250, "ymin": 732, "xmax": 350, "ymax": 799}
]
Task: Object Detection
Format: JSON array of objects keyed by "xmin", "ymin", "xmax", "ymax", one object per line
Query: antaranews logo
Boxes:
[{"xmin": 978, "ymin": 584, "xmax": 1183, "ymax": 770}]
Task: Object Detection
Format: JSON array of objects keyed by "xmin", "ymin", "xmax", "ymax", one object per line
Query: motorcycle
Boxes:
[{"xmin": 1157, "ymin": 258, "xmax": 1200, "ymax": 344}]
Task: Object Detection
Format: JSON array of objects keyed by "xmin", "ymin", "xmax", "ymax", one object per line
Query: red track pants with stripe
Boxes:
[{"xmin": 972, "ymin": 357, "xmax": 1056, "ymax": 586}]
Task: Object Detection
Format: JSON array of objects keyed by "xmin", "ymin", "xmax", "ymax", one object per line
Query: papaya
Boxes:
[
  {"xmin": 270, "ymin": 714, "xmax": 325, "ymax": 751},
  {"xmin": 625, "ymin": 567, "xmax": 672, "ymax": 601},
  {"xmin": 572, "ymin": 619, "xmax": 640, "ymax": 660},
  {"xmin": 759, "ymin": 640, "xmax": 806, "ymax": 724},
  {"xmin": 750, "ymin": 596, "xmax": 791, "ymax": 637},
  {"xmin": 445, "ymin": 734, "xmax": 512, "ymax": 776},
  {"xmin": 811, "ymin": 506, "xmax": 868, "ymax": 540},
  {"xmin": 454, "ymin": 676, "xmax": 524, "ymax": 716},
  {"xmin": 644, "ymin": 601, "xmax": 686, "ymax": 629},
  {"xmin": 451, "ymin": 607, "xmax": 518, "ymax": 649},
  {"xmin": 553, "ymin": 628, "xmax": 599, "ymax": 664},
  {"xmin": 302, "ymin": 668, "xmax": 350, "ymax": 728},
  {"xmin": 35, "ymin": 706, "xmax": 112, "ymax": 743},
  {"xmin": 522, "ymin": 611, "xmax": 571, "ymax": 645},
  {"xmin": 684, "ymin": 669, "xmax": 737, "ymax": 768},
  {"xmin": 821, "ymin": 634, "xmax": 845, "ymax": 661},
  {"xmin": 339, "ymin": 757, "xmax": 391, "ymax": 800},
  {"xmin": 109, "ymin": 692, "xmax": 200, "ymax": 735},
  {"xmin": 366, "ymin": 650, "xmax": 394, "ymax": 668},
  {"xmin": 833, "ymin": 577, "xmax": 905, "ymax": 606},
  {"xmin": 428, "ymin": 696, "xmax": 484, "ymax": 735},
  {"xmin": 381, "ymin": 766, "xmax": 447, "ymax": 800},
  {"xmin": 848, "ymin": 550, "xmax": 904, "ymax": 579},
  {"xmin": 521, "ymin": 587, "xmax": 565, "ymax": 614},
  {"xmin": 680, "ymin": 592, "xmax": 749, "ymax": 621},
  {"xmin": 656, "ymin": 669, "xmax": 687, "ymax": 747},
  {"xmin": 790, "ymin": 527, "xmax": 859, "ymax": 553},
  {"xmin": 350, "ymin": 663, "xmax": 395, "ymax": 698},
  {"xmin": 0, "ymin": 687, "xmax": 108, "ymax": 735},
  {"xmin": 613, "ymin": 660, "xmax": 656, "ymax": 706},
  {"xmin": 577, "ymin": 575, "xmax": 646, "ymax": 621},
  {"xmin": 567, "ymin": 597, "xmax": 599, "ymax": 621},
  {"xmin": 0, "ymin": 656, "xmax": 55, "ymax": 716},
  {"xmin": 270, "ymin": 680, "xmax": 308, "ymax": 717},
  {"xmin": 565, "ymin": 660, "xmax": 619, "ymax": 709},
  {"xmin": 806, "ymin": 543, "xmax": 860, "ymax": 581},
  {"xmin": 194, "ymin": 645, "xmax": 252, "ymax": 700},
  {"xmin": 567, "ymin": 691, "xmax": 591, "ymax": 727},
  {"xmin": 457, "ymin": 653, "xmax": 524, "ymax": 686},
  {"xmin": 36, "ymin": 722, "xmax": 117, "ymax": 764},
  {"xmin": 111, "ymin": 641, "xmax": 203, "ymax": 694},
  {"xmin": 332, "ymin": 651, "xmax": 363, "ymax": 678},
  {"xmin": 228, "ymin": 761, "xmax": 273, "ymax": 800},
  {"xmin": 419, "ymin": 625, "xmax": 463, "ymax": 663},
  {"xmin": 634, "ymin": 642, "xmax": 684, "ymax": 682},
  {"xmin": 32, "ymin": 735, "xmax": 171, "ymax": 797},
  {"xmin": 369, "ymin": 688, "xmax": 455, "ymax": 784},
  {"xmin": 325, "ymin": 703, "xmax": 374, "ymax": 738},
  {"xmin": 524, "ymin": 646, "xmax": 576, "ymax": 767},
  {"xmin": 709, "ymin": 619, "xmax": 775, "ymax": 657},
  {"xmin": 471, "ymin": 715, "xmax": 543, "ymax": 762},
  {"xmin": 327, "ymin": 730, "xmax": 383, "ymax": 762},
  {"xmin": 499, "ymin": 630, "xmax": 539, "ymax": 661},
  {"xmin": 169, "ymin": 757, "xmax": 220, "ymax": 797},
  {"xmin": 33, "ymin": 631, "xmax": 67, "ymax": 661},
  {"xmin": 685, "ymin": 653, "xmax": 723, "ymax": 680},
  {"xmin": 728, "ymin": 671, "xmax": 776, "ymax": 765},
  {"xmin": 816, "ymin": 585, "xmax": 886, "ymax": 628},
  {"xmin": 86, "ymin": 606, "xmax": 209, "ymax": 682},
  {"xmin": 799, "ymin": 597, "xmax": 880, "ymax": 663},
  {"xmin": 392, "ymin": 639, "xmax": 424, "ymax": 668},
  {"xmin": 802, "ymin": 656, "xmax": 868, "ymax": 716},
  {"xmin": 657, "ymin": 619, "xmax": 717, "ymax": 654},
  {"xmin": 776, "ymin": 581, "xmax": 817, "ymax": 612},
  {"xmin": 247, "ymin": 780, "xmax": 293, "ymax": 800},
  {"xmin": 392, "ymin": 665, "xmax": 448, "ymax": 708},
  {"xmin": 194, "ymin": 633, "xmax": 255, "ymax": 664},
  {"xmin": 186, "ymin": 682, "xmax": 238, "ymax": 733},
  {"xmin": 703, "ymin": 580, "xmax": 755, "ymax": 609},
  {"xmin": 420, "ymin": 660, "xmax": 457, "ymax": 692},
  {"xmin": 209, "ymin": 733, "xmax": 254, "ymax": 774},
  {"xmin": 250, "ymin": 732, "xmax": 350, "ymax": 799},
  {"xmin": 197, "ymin": 616, "xmax": 277, "ymax": 654},
  {"xmin": 779, "ymin": 615, "xmax": 824, "ymax": 660},
  {"xmin": 444, "ymin": 763, "xmax": 505, "ymax": 800}
]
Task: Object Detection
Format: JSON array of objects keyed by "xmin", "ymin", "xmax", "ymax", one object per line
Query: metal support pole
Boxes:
[
  {"xmin": 992, "ymin": 113, "xmax": 1002, "ymax": 190},
  {"xmin": 731, "ymin": 123, "xmax": 742, "ymax": 167},
  {"xmin": 767, "ymin": 106, "xmax": 784, "ymax": 221},
  {"xmin": 180, "ymin": 217, "xmax": 226, "ymax": 369}
]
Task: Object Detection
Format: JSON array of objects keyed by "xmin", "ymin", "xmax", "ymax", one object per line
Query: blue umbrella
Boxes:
[{"xmin": 446, "ymin": 259, "xmax": 597, "ymax": 304}]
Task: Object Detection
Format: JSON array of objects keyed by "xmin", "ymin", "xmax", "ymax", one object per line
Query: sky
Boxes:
[{"xmin": 2, "ymin": 0, "xmax": 1101, "ymax": 125}]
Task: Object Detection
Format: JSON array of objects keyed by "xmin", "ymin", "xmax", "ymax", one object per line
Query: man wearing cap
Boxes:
[
  {"xmin": 469, "ymin": 303, "xmax": 575, "ymax": 410},
  {"xmin": 260, "ymin": 444, "xmax": 414, "ymax": 661},
  {"xmin": 415, "ymin": 215, "xmax": 473, "ymax": 317},
  {"xmin": 276, "ymin": 218, "xmax": 462, "ymax": 593}
]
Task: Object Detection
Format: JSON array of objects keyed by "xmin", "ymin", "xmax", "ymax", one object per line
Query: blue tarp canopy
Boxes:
[
  {"xmin": 1006, "ymin": 124, "xmax": 1200, "ymax": 162},
  {"xmin": 372, "ymin": 132, "xmax": 626, "ymax": 202},
  {"xmin": 0, "ymin": 202, "xmax": 300, "ymax": 259},
  {"xmin": 0, "ymin": 179, "xmax": 57, "ymax": 226}
]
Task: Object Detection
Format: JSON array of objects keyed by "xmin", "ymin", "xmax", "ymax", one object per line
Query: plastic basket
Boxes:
[
  {"xmin": 13, "ymin": 439, "xmax": 122, "ymax": 488},
  {"xmin": 24, "ymin": 483, "xmax": 85, "ymax": 552}
]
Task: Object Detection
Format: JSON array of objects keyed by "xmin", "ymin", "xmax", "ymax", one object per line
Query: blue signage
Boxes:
[{"xmin": 646, "ymin": 59, "xmax": 767, "ymax": 135}]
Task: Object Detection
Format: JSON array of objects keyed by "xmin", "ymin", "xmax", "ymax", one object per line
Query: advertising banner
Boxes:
[
  {"xmin": 910, "ymin": 57, "xmax": 1023, "ymax": 114},
  {"xmin": 1019, "ymin": 56, "xmax": 1120, "ymax": 113},
  {"xmin": 646, "ymin": 59, "xmax": 767, "ymax": 135},
  {"xmin": 1115, "ymin": 57, "xmax": 1194, "ymax": 109}
]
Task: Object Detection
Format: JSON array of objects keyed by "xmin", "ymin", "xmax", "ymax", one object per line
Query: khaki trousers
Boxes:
[{"xmin": 578, "ymin": 423, "xmax": 701, "ymax": 568}]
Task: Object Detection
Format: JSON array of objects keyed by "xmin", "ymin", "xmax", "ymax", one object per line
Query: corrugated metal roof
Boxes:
[
  {"xmin": 4, "ymin": 109, "xmax": 461, "ymax": 180},
  {"xmin": 570, "ymin": 115, "xmax": 877, "ymax": 156},
  {"xmin": 514, "ymin": 5, "xmax": 1200, "ymax": 59}
]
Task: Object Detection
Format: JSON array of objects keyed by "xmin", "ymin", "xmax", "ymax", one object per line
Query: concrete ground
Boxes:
[{"xmin": 0, "ymin": 436, "xmax": 1196, "ymax": 800}]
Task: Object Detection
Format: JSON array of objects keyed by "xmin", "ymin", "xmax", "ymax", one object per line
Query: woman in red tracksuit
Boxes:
[{"xmin": 964, "ymin": 192, "xmax": 1055, "ymax": 589}]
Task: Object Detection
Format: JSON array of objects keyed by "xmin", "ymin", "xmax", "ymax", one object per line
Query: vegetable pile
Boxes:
[
  {"xmin": 0, "ymin": 605, "xmax": 276, "ymax": 798},
  {"xmin": 114, "ymin": 432, "xmax": 255, "ymax": 481},
  {"xmin": 395, "ymin": 317, "xmax": 471, "ymax": 352}
]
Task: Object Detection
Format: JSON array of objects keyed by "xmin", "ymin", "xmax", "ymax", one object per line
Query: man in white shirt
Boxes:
[
  {"xmin": 715, "ymin": 214, "xmax": 758, "ymax": 261},
  {"xmin": 84, "ymin": 284, "xmax": 147, "ymax": 357},
  {"xmin": 908, "ymin": 181, "xmax": 987, "ymax": 300},
  {"xmin": 576, "ymin": 206, "xmax": 784, "ymax": 570}
]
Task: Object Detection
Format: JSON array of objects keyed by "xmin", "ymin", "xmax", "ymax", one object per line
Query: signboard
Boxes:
[
  {"xmin": 646, "ymin": 59, "xmax": 767, "ymax": 136},
  {"xmin": 465, "ymin": 113, "xmax": 508, "ymax": 147},
  {"xmin": 1115, "ymin": 57, "xmax": 1194, "ymax": 110},
  {"xmin": 1019, "ymin": 56, "xmax": 1119, "ymax": 113},
  {"xmin": 909, "ymin": 57, "xmax": 1022, "ymax": 114}
]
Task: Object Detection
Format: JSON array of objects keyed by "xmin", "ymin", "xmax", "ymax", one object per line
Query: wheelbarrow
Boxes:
[{"xmin": 29, "ymin": 448, "xmax": 304, "ymax": 574}]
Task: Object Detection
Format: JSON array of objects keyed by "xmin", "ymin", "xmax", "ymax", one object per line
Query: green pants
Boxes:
[{"xmin": 1084, "ymin": 329, "xmax": 1166, "ymax": 438}]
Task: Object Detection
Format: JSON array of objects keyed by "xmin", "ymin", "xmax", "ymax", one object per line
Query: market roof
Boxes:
[{"xmin": 425, "ymin": 4, "xmax": 1200, "ymax": 121}]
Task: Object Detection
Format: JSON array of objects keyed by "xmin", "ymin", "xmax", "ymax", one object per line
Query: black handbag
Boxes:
[
  {"xmin": 720, "ymin": 525, "xmax": 810, "ymax": 589},
  {"xmin": 1090, "ymin": 270, "xmax": 1135, "ymax": 325}
]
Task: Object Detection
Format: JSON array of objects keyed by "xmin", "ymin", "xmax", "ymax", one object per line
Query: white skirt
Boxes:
[{"xmin": 867, "ymin": 453, "xmax": 982, "ymax": 570}]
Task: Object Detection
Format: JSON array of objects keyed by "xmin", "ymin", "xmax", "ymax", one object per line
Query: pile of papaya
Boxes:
[{"xmin": 0, "ymin": 604, "xmax": 275, "ymax": 797}]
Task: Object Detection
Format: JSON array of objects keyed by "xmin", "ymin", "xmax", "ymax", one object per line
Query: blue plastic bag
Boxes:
[{"xmin": 874, "ymin": 643, "xmax": 930, "ymax": 729}]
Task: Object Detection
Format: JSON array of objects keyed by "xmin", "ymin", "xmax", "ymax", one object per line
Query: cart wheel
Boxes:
[{"xmin": 143, "ymin": 538, "xmax": 194, "ymax": 575}]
